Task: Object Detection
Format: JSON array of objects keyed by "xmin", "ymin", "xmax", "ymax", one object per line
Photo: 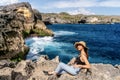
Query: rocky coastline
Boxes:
[
  {"xmin": 42, "ymin": 12, "xmax": 120, "ymax": 24},
  {"xmin": 0, "ymin": 2, "xmax": 120, "ymax": 80},
  {"xmin": 0, "ymin": 55, "xmax": 120, "ymax": 80},
  {"xmin": 0, "ymin": 2, "xmax": 54, "ymax": 60}
]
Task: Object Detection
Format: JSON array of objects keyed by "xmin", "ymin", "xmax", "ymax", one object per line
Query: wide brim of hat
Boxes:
[{"xmin": 74, "ymin": 42, "xmax": 88, "ymax": 49}]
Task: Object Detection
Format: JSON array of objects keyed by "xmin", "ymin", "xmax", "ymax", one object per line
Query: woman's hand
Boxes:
[
  {"xmin": 73, "ymin": 64, "xmax": 81, "ymax": 68},
  {"xmin": 68, "ymin": 57, "xmax": 76, "ymax": 65}
]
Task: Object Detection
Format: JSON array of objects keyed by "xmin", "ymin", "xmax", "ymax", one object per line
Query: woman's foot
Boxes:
[{"xmin": 43, "ymin": 70, "xmax": 55, "ymax": 76}]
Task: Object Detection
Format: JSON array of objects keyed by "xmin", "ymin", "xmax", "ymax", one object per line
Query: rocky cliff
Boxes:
[
  {"xmin": 0, "ymin": 2, "xmax": 54, "ymax": 60},
  {"xmin": 0, "ymin": 55, "xmax": 120, "ymax": 80}
]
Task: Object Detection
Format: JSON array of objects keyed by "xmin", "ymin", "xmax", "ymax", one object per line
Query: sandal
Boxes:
[{"xmin": 43, "ymin": 70, "xmax": 53, "ymax": 76}]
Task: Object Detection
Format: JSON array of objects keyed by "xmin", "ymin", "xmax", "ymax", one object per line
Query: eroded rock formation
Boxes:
[{"xmin": 0, "ymin": 2, "xmax": 54, "ymax": 60}]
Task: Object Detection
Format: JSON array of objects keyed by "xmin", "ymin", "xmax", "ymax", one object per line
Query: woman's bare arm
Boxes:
[
  {"xmin": 68, "ymin": 57, "xmax": 76, "ymax": 65},
  {"xmin": 78, "ymin": 55, "xmax": 91, "ymax": 69}
]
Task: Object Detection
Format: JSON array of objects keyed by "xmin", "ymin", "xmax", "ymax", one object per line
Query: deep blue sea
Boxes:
[{"xmin": 25, "ymin": 24, "xmax": 120, "ymax": 65}]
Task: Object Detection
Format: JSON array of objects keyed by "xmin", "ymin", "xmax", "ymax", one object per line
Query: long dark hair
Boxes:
[{"xmin": 84, "ymin": 47, "xmax": 89, "ymax": 59}]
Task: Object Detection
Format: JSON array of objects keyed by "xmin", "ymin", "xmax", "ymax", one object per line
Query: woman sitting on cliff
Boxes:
[{"xmin": 43, "ymin": 41, "xmax": 91, "ymax": 77}]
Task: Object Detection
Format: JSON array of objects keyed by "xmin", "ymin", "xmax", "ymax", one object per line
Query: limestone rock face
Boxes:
[
  {"xmin": 0, "ymin": 56, "xmax": 120, "ymax": 80},
  {"xmin": 0, "ymin": 2, "xmax": 54, "ymax": 60},
  {"xmin": 42, "ymin": 13, "xmax": 120, "ymax": 24},
  {"xmin": 43, "ymin": 17, "xmax": 70, "ymax": 24},
  {"xmin": 33, "ymin": 9, "xmax": 42, "ymax": 20}
]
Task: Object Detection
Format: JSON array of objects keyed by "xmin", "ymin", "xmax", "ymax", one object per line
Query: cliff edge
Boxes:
[
  {"xmin": 0, "ymin": 55, "xmax": 120, "ymax": 80},
  {"xmin": 0, "ymin": 2, "xmax": 54, "ymax": 60}
]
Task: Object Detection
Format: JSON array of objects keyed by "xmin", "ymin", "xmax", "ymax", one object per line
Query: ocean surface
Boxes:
[{"xmin": 25, "ymin": 24, "xmax": 120, "ymax": 65}]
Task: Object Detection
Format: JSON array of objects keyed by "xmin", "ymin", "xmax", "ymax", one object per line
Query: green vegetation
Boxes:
[
  {"xmin": 31, "ymin": 29, "xmax": 51, "ymax": 37},
  {"xmin": 11, "ymin": 52, "xmax": 24, "ymax": 62},
  {"xmin": 59, "ymin": 12, "xmax": 70, "ymax": 15},
  {"xmin": 11, "ymin": 47, "xmax": 29, "ymax": 62},
  {"xmin": 22, "ymin": 29, "xmax": 31, "ymax": 38},
  {"xmin": 22, "ymin": 28, "xmax": 53, "ymax": 38}
]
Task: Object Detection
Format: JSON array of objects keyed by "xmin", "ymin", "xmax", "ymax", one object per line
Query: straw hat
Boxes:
[{"xmin": 74, "ymin": 41, "xmax": 88, "ymax": 49}]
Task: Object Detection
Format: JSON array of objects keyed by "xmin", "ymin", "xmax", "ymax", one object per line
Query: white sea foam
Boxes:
[
  {"xmin": 25, "ymin": 36, "xmax": 75, "ymax": 60},
  {"xmin": 25, "ymin": 37, "xmax": 54, "ymax": 60},
  {"xmin": 54, "ymin": 31, "xmax": 77, "ymax": 36}
]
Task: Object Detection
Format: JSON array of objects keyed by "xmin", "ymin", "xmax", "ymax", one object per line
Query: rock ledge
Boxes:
[{"xmin": 0, "ymin": 55, "xmax": 120, "ymax": 80}]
